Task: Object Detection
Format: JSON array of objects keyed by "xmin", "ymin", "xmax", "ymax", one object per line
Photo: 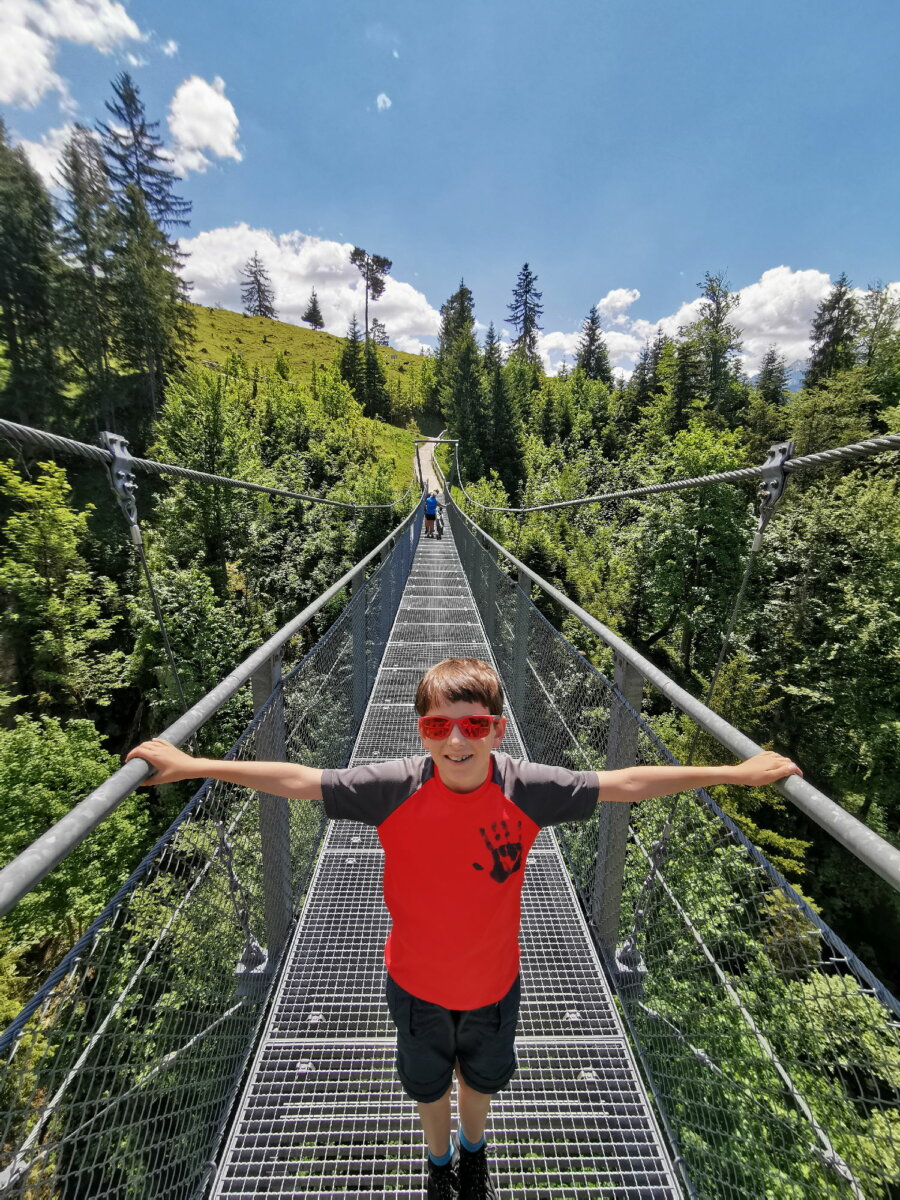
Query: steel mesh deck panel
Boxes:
[{"xmin": 213, "ymin": 525, "xmax": 680, "ymax": 1198}]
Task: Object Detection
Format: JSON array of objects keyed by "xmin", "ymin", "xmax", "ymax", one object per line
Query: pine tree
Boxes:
[
  {"xmin": 805, "ymin": 272, "xmax": 860, "ymax": 389},
  {"xmin": 507, "ymin": 262, "xmax": 544, "ymax": 361},
  {"xmin": 691, "ymin": 271, "xmax": 743, "ymax": 421},
  {"xmin": 487, "ymin": 358, "xmax": 525, "ymax": 501},
  {"xmin": 97, "ymin": 74, "xmax": 193, "ymax": 417},
  {"xmin": 575, "ymin": 305, "xmax": 613, "ymax": 383},
  {"xmin": 0, "ymin": 120, "xmax": 61, "ymax": 425},
  {"xmin": 362, "ymin": 339, "xmax": 389, "ymax": 418},
  {"xmin": 483, "ymin": 321, "xmax": 504, "ymax": 371},
  {"xmin": 349, "ymin": 246, "xmax": 392, "ymax": 338},
  {"xmin": 110, "ymin": 185, "xmax": 193, "ymax": 416},
  {"xmin": 756, "ymin": 347, "xmax": 789, "ymax": 406},
  {"xmin": 57, "ymin": 125, "xmax": 116, "ymax": 402},
  {"xmin": 302, "ymin": 288, "xmax": 324, "ymax": 329},
  {"xmin": 241, "ymin": 252, "xmax": 277, "ymax": 319},
  {"xmin": 338, "ymin": 315, "xmax": 364, "ymax": 400},
  {"xmin": 97, "ymin": 72, "xmax": 190, "ymax": 229},
  {"xmin": 370, "ymin": 317, "xmax": 389, "ymax": 347}
]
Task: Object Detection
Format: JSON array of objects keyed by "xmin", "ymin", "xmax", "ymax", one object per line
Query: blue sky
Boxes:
[{"xmin": 4, "ymin": 0, "xmax": 900, "ymax": 375}]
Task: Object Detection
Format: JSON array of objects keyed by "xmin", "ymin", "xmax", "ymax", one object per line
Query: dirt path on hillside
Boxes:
[{"xmin": 414, "ymin": 438, "xmax": 447, "ymax": 496}]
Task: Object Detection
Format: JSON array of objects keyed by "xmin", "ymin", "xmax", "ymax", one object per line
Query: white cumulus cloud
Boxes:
[
  {"xmin": 167, "ymin": 76, "xmax": 242, "ymax": 175},
  {"xmin": 178, "ymin": 224, "xmax": 441, "ymax": 347},
  {"xmin": 0, "ymin": 0, "xmax": 146, "ymax": 108},
  {"xmin": 376, "ymin": 93, "xmax": 392, "ymax": 111},
  {"xmin": 540, "ymin": 266, "xmax": 874, "ymax": 379}
]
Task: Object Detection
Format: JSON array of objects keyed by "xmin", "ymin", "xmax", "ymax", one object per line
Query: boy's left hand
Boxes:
[{"xmin": 732, "ymin": 751, "xmax": 803, "ymax": 786}]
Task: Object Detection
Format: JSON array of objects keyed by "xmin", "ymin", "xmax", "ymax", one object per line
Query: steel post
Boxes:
[
  {"xmin": 251, "ymin": 652, "xmax": 292, "ymax": 957},
  {"xmin": 351, "ymin": 569, "xmax": 367, "ymax": 728},
  {"xmin": 592, "ymin": 655, "xmax": 644, "ymax": 954}
]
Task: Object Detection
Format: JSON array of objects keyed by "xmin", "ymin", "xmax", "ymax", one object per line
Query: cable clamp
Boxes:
[
  {"xmin": 753, "ymin": 439, "xmax": 794, "ymax": 550},
  {"xmin": 100, "ymin": 431, "xmax": 141, "ymax": 544}
]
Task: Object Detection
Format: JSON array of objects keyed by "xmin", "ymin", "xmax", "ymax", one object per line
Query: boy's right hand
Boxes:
[{"xmin": 125, "ymin": 738, "xmax": 198, "ymax": 785}]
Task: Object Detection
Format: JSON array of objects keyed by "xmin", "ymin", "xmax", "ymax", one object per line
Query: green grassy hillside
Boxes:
[{"xmin": 188, "ymin": 304, "xmax": 426, "ymax": 393}]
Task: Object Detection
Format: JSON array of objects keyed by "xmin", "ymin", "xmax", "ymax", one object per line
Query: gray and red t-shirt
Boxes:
[{"xmin": 321, "ymin": 751, "xmax": 598, "ymax": 1009}]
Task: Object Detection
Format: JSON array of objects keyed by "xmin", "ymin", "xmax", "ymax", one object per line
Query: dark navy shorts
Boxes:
[{"xmin": 385, "ymin": 974, "xmax": 521, "ymax": 1103}]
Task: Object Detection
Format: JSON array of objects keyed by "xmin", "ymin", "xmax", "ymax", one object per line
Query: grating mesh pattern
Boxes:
[{"xmin": 213, "ymin": 523, "xmax": 680, "ymax": 1198}]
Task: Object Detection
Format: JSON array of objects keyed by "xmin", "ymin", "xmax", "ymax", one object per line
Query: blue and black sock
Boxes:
[
  {"xmin": 428, "ymin": 1143, "xmax": 454, "ymax": 1168},
  {"xmin": 458, "ymin": 1127, "xmax": 485, "ymax": 1154}
]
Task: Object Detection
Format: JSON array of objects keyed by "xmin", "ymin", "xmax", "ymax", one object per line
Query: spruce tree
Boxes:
[
  {"xmin": 97, "ymin": 72, "xmax": 190, "ymax": 229},
  {"xmin": 302, "ymin": 288, "xmax": 324, "ymax": 329},
  {"xmin": 370, "ymin": 317, "xmax": 389, "ymax": 347},
  {"xmin": 338, "ymin": 315, "xmax": 364, "ymax": 400},
  {"xmin": 362, "ymin": 339, "xmax": 389, "ymax": 418},
  {"xmin": 483, "ymin": 321, "xmax": 504, "ymax": 371},
  {"xmin": 804, "ymin": 272, "xmax": 860, "ymax": 388},
  {"xmin": 692, "ymin": 271, "xmax": 743, "ymax": 421},
  {"xmin": 507, "ymin": 262, "xmax": 544, "ymax": 361},
  {"xmin": 349, "ymin": 246, "xmax": 392, "ymax": 338},
  {"xmin": 575, "ymin": 304, "xmax": 613, "ymax": 383},
  {"xmin": 756, "ymin": 347, "xmax": 789, "ymax": 406},
  {"xmin": 241, "ymin": 252, "xmax": 277, "ymax": 319},
  {"xmin": 57, "ymin": 126, "xmax": 116, "ymax": 402},
  {"xmin": 0, "ymin": 120, "xmax": 61, "ymax": 425}
]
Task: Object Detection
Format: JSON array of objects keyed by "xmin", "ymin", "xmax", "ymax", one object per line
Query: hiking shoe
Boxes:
[
  {"xmin": 458, "ymin": 1142, "xmax": 497, "ymax": 1199},
  {"xmin": 427, "ymin": 1154, "xmax": 459, "ymax": 1199}
]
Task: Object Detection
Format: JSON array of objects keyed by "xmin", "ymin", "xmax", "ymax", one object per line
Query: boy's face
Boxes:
[{"xmin": 418, "ymin": 699, "xmax": 506, "ymax": 793}]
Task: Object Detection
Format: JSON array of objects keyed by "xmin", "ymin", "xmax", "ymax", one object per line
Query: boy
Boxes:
[
  {"xmin": 127, "ymin": 657, "xmax": 801, "ymax": 1200},
  {"xmin": 424, "ymin": 491, "xmax": 444, "ymax": 538}
]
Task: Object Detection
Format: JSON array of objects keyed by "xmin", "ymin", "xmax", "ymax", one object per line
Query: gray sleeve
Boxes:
[
  {"xmin": 321, "ymin": 756, "xmax": 428, "ymax": 825},
  {"xmin": 495, "ymin": 753, "xmax": 599, "ymax": 827}
]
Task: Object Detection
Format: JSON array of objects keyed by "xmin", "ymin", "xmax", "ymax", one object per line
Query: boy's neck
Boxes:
[{"xmin": 432, "ymin": 753, "xmax": 494, "ymax": 794}]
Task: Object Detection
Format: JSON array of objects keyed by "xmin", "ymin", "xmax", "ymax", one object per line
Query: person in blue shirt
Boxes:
[{"xmin": 424, "ymin": 491, "xmax": 444, "ymax": 538}]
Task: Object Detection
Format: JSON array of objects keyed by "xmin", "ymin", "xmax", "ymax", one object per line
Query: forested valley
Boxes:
[{"xmin": 0, "ymin": 66, "xmax": 898, "ymax": 1039}]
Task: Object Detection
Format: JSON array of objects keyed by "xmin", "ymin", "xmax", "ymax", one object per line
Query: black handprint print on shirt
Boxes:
[{"xmin": 472, "ymin": 819, "xmax": 523, "ymax": 883}]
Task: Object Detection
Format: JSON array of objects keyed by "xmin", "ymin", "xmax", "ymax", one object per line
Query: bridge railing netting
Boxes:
[
  {"xmin": 451, "ymin": 506, "xmax": 900, "ymax": 1200},
  {"xmin": 0, "ymin": 513, "xmax": 422, "ymax": 1200}
]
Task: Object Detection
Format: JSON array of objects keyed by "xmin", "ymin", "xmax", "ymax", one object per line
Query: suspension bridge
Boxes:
[{"xmin": 0, "ymin": 423, "xmax": 898, "ymax": 1199}]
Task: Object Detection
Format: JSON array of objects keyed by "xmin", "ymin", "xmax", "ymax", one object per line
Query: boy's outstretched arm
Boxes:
[
  {"xmin": 125, "ymin": 738, "xmax": 324, "ymax": 800},
  {"xmin": 597, "ymin": 751, "xmax": 802, "ymax": 804}
]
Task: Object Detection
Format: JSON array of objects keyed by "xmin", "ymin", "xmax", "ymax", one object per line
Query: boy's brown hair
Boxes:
[{"xmin": 414, "ymin": 658, "xmax": 504, "ymax": 716}]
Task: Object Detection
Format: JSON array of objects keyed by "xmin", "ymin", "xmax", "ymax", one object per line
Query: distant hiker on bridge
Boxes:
[
  {"xmin": 424, "ymin": 490, "xmax": 444, "ymax": 538},
  {"xmin": 128, "ymin": 657, "xmax": 801, "ymax": 1200}
]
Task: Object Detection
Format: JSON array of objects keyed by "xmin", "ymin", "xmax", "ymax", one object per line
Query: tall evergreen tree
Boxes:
[
  {"xmin": 56, "ymin": 126, "xmax": 116, "ymax": 403},
  {"xmin": 370, "ymin": 317, "xmax": 389, "ymax": 347},
  {"xmin": 672, "ymin": 337, "xmax": 706, "ymax": 429},
  {"xmin": 338, "ymin": 315, "xmax": 364, "ymax": 400},
  {"xmin": 97, "ymin": 74, "xmax": 193, "ymax": 417},
  {"xmin": 507, "ymin": 262, "xmax": 544, "ymax": 361},
  {"xmin": 349, "ymin": 246, "xmax": 392, "ymax": 338},
  {"xmin": 241, "ymin": 252, "xmax": 277, "ymax": 319},
  {"xmin": 301, "ymin": 288, "xmax": 324, "ymax": 330},
  {"xmin": 97, "ymin": 73, "xmax": 190, "ymax": 229},
  {"xmin": 755, "ymin": 347, "xmax": 790, "ymax": 406},
  {"xmin": 805, "ymin": 272, "xmax": 860, "ymax": 389},
  {"xmin": 483, "ymin": 321, "xmax": 504, "ymax": 371},
  {"xmin": 110, "ymin": 185, "xmax": 193, "ymax": 416},
  {"xmin": 362, "ymin": 339, "xmax": 390, "ymax": 418},
  {"xmin": 484, "ymin": 331, "xmax": 524, "ymax": 500},
  {"xmin": 691, "ymin": 271, "xmax": 743, "ymax": 421},
  {"xmin": 0, "ymin": 120, "xmax": 60, "ymax": 425},
  {"xmin": 575, "ymin": 304, "xmax": 613, "ymax": 384}
]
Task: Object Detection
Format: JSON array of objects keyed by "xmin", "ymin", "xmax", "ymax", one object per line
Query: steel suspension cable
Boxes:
[
  {"xmin": 452, "ymin": 432, "xmax": 900, "ymax": 514},
  {"xmin": 0, "ymin": 418, "xmax": 418, "ymax": 510}
]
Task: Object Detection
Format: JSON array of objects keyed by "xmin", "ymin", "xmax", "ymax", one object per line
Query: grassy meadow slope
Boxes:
[{"xmin": 188, "ymin": 304, "xmax": 426, "ymax": 394}]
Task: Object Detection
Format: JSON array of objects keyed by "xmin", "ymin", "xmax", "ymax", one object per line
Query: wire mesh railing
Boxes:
[
  {"xmin": 450, "ymin": 504, "xmax": 900, "ymax": 1200},
  {"xmin": 0, "ymin": 508, "xmax": 423, "ymax": 1200}
]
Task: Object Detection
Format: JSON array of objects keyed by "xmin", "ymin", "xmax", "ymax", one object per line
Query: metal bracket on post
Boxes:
[
  {"xmin": 593, "ymin": 655, "xmax": 644, "ymax": 963},
  {"xmin": 753, "ymin": 440, "xmax": 794, "ymax": 550},
  {"xmin": 100, "ymin": 431, "xmax": 141, "ymax": 546},
  {"xmin": 250, "ymin": 652, "xmax": 292, "ymax": 966}
]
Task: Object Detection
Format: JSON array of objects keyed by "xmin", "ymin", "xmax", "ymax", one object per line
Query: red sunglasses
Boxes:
[{"xmin": 418, "ymin": 714, "xmax": 502, "ymax": 740}]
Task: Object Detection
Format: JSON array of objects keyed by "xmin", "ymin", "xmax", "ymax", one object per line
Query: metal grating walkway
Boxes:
[{"xmin": 212, "ymin": 528, "xmax": 681, "ymax": 1199}]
